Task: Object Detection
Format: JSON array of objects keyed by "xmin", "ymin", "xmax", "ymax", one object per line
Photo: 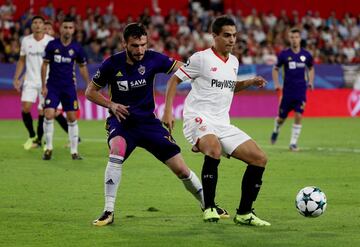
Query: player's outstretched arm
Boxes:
[
  {"xmin": 85, "ymin": 82, "xmax": 129, "ymax": 122},
  {"xmin": 13, "ymin": 56, "xmax": 25, "ymax": 92},
  {"xmin": 162, "ymin": 74, "xmax": 182, "ymax": 133},
  {"xmin": 234, "ymin": 76, "xmax": 267, "ymax": 93}
]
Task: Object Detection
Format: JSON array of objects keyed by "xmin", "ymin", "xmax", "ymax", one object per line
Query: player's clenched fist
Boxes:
[{"xmin": 251, "ymin": 76, "xmax": 267, "ymax": 88}]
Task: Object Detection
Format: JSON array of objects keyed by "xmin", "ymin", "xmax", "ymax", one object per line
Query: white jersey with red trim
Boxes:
[
  {"xmin": 20, "ymin": 34, "xmax": 54, "ymax": 86},
  {"xmin": 175, "ymin": 48, "xmax": 239, "ymax": 124}
]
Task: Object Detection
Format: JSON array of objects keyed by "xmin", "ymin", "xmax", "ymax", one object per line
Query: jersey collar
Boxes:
[{"xmin": 211, "ymin": 47, "xmax": 229, "ymax": 63}]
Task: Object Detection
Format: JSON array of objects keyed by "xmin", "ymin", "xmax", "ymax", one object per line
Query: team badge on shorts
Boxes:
[
  {"xmin": 45, "ymin": 99, "xmax": 51, "ymax": 105},
  {"xmin": 138, "ymin": 65, "xmax": 146, "ymax": 75},
  {"xmin": 73, "ymin": 100, "xmax": 78, "ymax": 110}
]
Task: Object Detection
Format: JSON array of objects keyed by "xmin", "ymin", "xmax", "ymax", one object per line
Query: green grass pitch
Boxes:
[{"xmin": 1, "ymin": 118, "xmax": 360, "ymax": 247}]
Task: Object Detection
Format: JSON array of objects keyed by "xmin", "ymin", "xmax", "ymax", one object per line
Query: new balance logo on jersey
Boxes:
[{"xmin": 211, "ymin": 79, "xmax": 236, "ymax": 91}]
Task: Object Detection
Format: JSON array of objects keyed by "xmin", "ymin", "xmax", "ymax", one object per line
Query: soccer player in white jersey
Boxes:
[
  {"xmin": 13, "ymin": 16, "xmax": 54, "ymax": 150},
  {"xmin": 162, "ymin": 16, "xmax": 271, "ymax": 226}
]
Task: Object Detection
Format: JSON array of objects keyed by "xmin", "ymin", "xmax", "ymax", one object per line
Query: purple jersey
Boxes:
[
  {"xmin": 276, "ymin": 48, "xmax": 313, "ymax": 98},
  {"xmin": 92, "ymin": 50, "xmax": 176, "ymax": 121},
  {"xmin": 43, "ymin": 38, "xmax": 87, "ymax": 87}
]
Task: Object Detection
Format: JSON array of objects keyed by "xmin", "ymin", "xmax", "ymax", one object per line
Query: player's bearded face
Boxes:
[
  {"xmin": 126, "ymin": 35, "xmax": 148, "ymax": 62},
  {"xmin": 60, "ymin": 22, "xmax": 75, "ymax": 40}
]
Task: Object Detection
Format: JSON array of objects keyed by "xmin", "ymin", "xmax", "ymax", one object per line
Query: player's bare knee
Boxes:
[
  {"xmin": 109, "ymin": 136, "xmax": 126, "ymax": 157},
  {"xmin": 255, "ymin": 152, "xmax": 267, "ymax": 167},
  {"xmin": 203, "ymin": 146, "xmax": 222, "ymax": 159}
]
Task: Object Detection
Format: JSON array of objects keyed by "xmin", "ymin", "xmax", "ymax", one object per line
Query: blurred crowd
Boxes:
[{"xmin": 1, "ymin": 0, "xmax": 360, "ymax": 64}]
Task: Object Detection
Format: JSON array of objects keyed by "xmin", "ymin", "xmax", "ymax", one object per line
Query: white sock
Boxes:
[
  {"xmin": 104, "ymin": 154, "xmax": 124, "ymax": 212},
  {"xmin": 273, "ymin": 117, "xmax": 283, "ymax": 133},
  {"xmin": 43, "ymin": 119, "xmax": 54, "ymax": 150},
  {"xmin": 68, "ymin": 121, "xmax": 79, "ymax": 154},
  {"xmin": 181, "ymin": 170, "xmax": 205, "ymax": 208},
  {"xmin": 290, "ymin": 124, "xmax": 302, "ymax": 145}
]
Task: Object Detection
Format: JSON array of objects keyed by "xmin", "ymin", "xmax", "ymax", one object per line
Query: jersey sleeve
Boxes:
[
  {"xmin": 19, "ymin": 38, "xmax": 26, "ymax": 56},
  {"xmin": 43, "ymin": 42, "xmax": 53, "ymax": 62},
  {"xmin": 154, "ymin": 52, "xmax": 177, "ymax": 74},
  {"xmin": 275, "ymin": 51, "xmax": 284, "ymax": 68},
  {"xmin": 174, "ymin": 52, "xmax": 201, "ymax": 81},
  {"xmin": 76, "ymin": 45, "xmax": 87, "ymax": 65},
  {"xmin": 306, "ymin": 52, "xmax": 314, "ymax": 68},
  {"xmin": 92, "ymin": 58, "xmax": 112, "ymax": 88}
]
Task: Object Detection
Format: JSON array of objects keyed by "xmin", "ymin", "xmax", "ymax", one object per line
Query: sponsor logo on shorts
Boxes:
[{"xmin": 198, "ymin": 126, "xmax": 207, "ymax": 132}]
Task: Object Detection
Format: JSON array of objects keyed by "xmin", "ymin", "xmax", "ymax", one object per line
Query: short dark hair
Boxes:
[
  {"xmin": 290, "ymin": 28, "xmax": 301, "ymax": 34},
  {"xmin": 32, "ymin": 15, "xmax": 45, "ymax": 23},
  {"xmin": 123, "ymin": 23, "xmax": 147, "ymax": 42},
  {"xmin": 62, "ymin": 16, "xmax": 75, "ymax": 24},
  {"xmin": 211, "ymin": 15, "xmax": 236, "ymax": 35},
  {"xmin": 44, "ymin": 20, "xmax": 53, "ymax": 25}
]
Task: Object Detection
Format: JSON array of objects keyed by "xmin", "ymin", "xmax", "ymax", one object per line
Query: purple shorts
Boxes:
[
  {"xmin": 106, "ymin": 115, "xmax": 181, "ymax": 163},
  {"xmin": 278, "ymin": 96, "xmax": 306, "ymax": 119},
  {"xmin": 44, "ymin": 85, "xmax": 78, "ymax": 111}
]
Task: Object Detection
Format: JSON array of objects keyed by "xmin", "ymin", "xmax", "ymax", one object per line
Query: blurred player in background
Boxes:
[
  {"xmin": 44, "ymin": 20, "xmax": 55, "ymax": 36},
  {"xmin": 86, "ymin": 23, "xmax": 208, "ymax": 226},
  {"xmin": 162, "ymin": 16, "xmax": 270, "ymax": 226},
  {"xmin": 41, "ymin": 17, "xmax": 90, "ymax": 160},
  {"xmin": 44, "ymin": 20, "xmax": 81, "ymax": 147},
  {"xmin": 13, "ymin": 15, "xmax": 53, "ymax": 150},
  {"xmin": 271, "ymin": 28, "xmax": 315, "ymax": 151}
]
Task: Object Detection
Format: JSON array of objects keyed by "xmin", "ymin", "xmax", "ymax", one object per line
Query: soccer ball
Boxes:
[{"xmin": 295, "ymin": 186, "xmax": 327, "ymax": 217}]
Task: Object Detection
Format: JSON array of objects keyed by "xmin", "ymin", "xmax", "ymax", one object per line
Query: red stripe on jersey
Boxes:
[
  {"xmin": 180, "ymin": 67, "xmax": 192, "ymax": 79},
  {"xmin": 211, "ymin": 47, "xmax": 229, "ymax": 63}
]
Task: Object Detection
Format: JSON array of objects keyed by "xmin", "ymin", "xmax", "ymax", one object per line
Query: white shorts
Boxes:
[
  {"xmin": 21, "ymin": 81, "xmax": 43, "ymax": 110},
  {"xmin": 20, "ymin": 81, "xmax": 63, "ymax": 111},
  {"xmin": 183, "ymin": 115, "xmax": 251, "ymax": 156}
]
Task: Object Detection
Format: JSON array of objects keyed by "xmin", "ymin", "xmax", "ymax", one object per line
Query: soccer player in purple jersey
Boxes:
[
  {"xmin": 271, "ymin": 28, "xmax": 315, "ymax": 151},
  {"xmin": 86, "ymin": 23, "xmax": 212, "ymax": 226},
  {"xmin": 41, "ymin": 17, "xmax": 90, "ymax": 160}
]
